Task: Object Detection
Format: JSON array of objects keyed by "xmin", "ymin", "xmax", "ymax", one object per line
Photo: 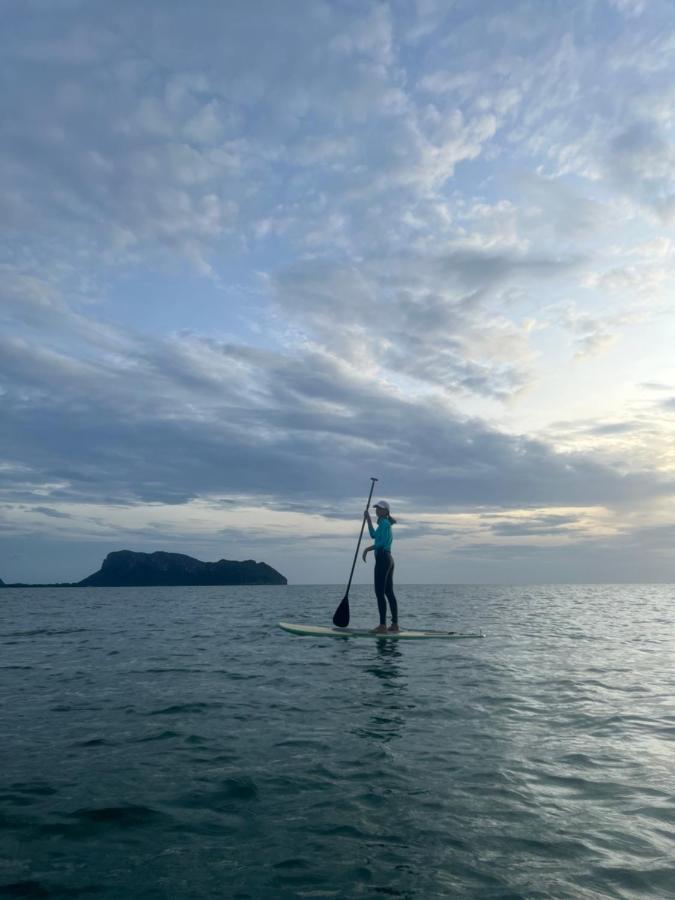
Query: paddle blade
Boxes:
[{"xmin": 332, "ymin": 595, "xmax": 350, "ymax": 627}]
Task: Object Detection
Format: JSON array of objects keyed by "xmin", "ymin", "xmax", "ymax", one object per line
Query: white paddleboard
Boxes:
[{"xmin": 278, "ymin": 622, "xmax": 484, "ymax": 640}]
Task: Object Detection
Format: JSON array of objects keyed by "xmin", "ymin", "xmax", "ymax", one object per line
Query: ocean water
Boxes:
[{"xmin": 0, "ymin": 584, "xmax": 673, "ymax": 899}]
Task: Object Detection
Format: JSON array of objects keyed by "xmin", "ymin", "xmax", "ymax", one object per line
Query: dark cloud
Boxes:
[
  {"xmin": 488, "ymin": 514, "xmax": 579, "ymax": 537},
  {"xmin": 30, "ymin": 506, "xmax": 72, "ymax": 519},
  {"xmin": 585, "ymin": 422, "xmax": 640, "ymax": 436},
  {"xmin": 639, "ymin": 382, "xmax": 671, "ymax": 391},
  {"xmin": 1, "ymin": 331, "xmax": 672, "ymax": 517},
  {"xmin": 543, "ymin": 417, "xmax": 646, "ymax": 438}
]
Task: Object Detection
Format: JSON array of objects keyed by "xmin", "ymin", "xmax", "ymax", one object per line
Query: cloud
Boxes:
[
  {"xmin": 487, "ymin": 513, "xmax": 580, "ymax": 537},
  {"xmin": 556, "ymin": 302, "xmax": 646, "ymax": 359},
  {"xmin": 608, "ymin": 0, "xmax": 648, "ymax": 17},
  {"xmin": 0, "ymin": 0, "xmax": 506, "ymax": 278},
  {"xmin": 273, "ymin": 246, "xmax": 581, "ymax": 399},
  {"xmin": 1, "ymin": 322, "xmax": 672, "ymax": 522},
  {"xmin": 30, "ymin": 506, "xmax": 72, "ymax": 519},
  {"xmin": 585, "ymin": 422, "xmax": 639, "ymax": 436},
  {"xmin": 3, "ymin": 0, "xmax": 675, "ymax": 582},
  {"xmin": 639, "ymin": 382, "xmax": 672, "ymax": 392},
  {"xmin": 606, "ymin": 121, "xmax": 675, "ymax": 222}
]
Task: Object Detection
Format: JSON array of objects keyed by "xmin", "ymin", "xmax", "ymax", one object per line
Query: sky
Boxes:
[{"xmin": 2, "ymin": 0, "xmax": 675, "ymax": 585}]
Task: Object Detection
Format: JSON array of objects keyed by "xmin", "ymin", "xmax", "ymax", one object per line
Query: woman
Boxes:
[{"xmin": 362, "ymin": 500, "xmax": 399, "ymax": 633}]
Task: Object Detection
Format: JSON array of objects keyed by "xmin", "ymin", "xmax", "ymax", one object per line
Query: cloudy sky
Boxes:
[{"xmin": 2, "ymin": 0, "xmax": 675, "ymax": 584}]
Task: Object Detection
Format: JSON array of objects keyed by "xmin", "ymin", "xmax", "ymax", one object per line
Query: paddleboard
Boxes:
[{"xmin": 278, "ymin": 622, "xmax": 484, "ymax": 640}]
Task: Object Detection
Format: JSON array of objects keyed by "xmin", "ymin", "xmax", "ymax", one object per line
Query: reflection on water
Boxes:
[
  {"xmin": 353, "ymin": 641, "xmax": 408, "ymax": 745},
  {"xmin": 369, "ymin": 637, "xmax": 404, "ymax": 674}
]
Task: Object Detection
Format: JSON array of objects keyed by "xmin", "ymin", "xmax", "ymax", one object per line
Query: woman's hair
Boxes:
[{"xmin": 387, "ymin": 514, "xmax": 397, "ymax": 525}]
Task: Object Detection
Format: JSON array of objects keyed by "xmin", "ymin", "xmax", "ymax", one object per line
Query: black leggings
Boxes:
[{"xmin": 374, "ymin": 550, "xmax": 398, "ymax": 625}]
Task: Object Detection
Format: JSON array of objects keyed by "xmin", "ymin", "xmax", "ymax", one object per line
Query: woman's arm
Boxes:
[
  {"xmin": 365, "ymin": 509, "xmax": 376, "ymax": 539},
  {"xmin": 372, "ymin": 518, "xmax": 390, "ymax": 550},
  {"xmin": 362, "ymin": 545, "xmax": 374, "ymax": 562}
]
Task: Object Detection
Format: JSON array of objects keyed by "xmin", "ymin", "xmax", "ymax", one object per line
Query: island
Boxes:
[{"xmin": 0, "ymin": 550, "xmax": 288, "ymax": 587}]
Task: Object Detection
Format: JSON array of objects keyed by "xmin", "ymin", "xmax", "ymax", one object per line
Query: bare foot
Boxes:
[
  {"xmin": 370, "ymin": 624, "xmax": 388, "ymax": 634},
  {"xmin": 387, "ymin": 624, "xmax": 400, "ymax": 632}
]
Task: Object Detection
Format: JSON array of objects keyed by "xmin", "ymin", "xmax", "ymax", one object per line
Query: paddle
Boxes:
[{"xmin": 332, "ymin": 476, "xmax": 378, "ymax": 627}]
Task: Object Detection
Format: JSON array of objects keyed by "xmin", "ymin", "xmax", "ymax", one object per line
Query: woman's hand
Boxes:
[{"xmin": 362, "ymin": 547, "xmax": 371, "ymax": 562}]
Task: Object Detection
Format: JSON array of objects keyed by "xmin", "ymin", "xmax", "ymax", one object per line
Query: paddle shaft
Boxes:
[{"xmin": 343, "ymin": 477, "xmax": 378, "ymax": 599}]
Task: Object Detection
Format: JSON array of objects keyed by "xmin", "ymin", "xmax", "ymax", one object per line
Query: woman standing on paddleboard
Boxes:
[{"xmin": 362, "ymin": 500, "xmax": 399, "ymax": 634}]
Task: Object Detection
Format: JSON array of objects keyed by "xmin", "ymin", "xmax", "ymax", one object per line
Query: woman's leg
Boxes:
[
  {"xmin": 374, "ymin": 552, "xmax": 388, "ymax": 626},
  {"xmin": 385, "ymin": 557, "xmax": 398, "ymax": 625}
]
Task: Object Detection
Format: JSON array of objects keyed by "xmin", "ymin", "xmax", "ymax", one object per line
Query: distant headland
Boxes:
[{"xmin": 0, "ymin": 550, "xmax": 288, "ymax": 588}]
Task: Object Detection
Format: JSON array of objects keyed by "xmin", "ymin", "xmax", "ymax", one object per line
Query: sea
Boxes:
[{"xmin": 0, "ymin": 584, "xmax": 673, "ymax": 899}]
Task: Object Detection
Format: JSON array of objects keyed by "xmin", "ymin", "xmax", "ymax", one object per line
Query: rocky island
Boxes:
[{"xmin": 0, "ymin": 550, "xmax": 288, "ymax": 588}]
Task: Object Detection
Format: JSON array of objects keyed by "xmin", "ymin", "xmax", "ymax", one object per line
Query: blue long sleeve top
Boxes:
[{"xmin": 368, "ymin": 517, "xmax": 393, "ymax": 551}]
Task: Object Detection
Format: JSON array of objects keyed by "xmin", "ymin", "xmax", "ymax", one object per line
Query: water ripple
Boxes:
[{"xmin": 1, "ymin": 583, "xmax": 673, "ymax": 898}]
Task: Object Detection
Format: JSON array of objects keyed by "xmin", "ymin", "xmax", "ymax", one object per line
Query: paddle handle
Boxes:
[{"xmin": 343, "ymin": 477, "xmax": 378, "ymax": 598}]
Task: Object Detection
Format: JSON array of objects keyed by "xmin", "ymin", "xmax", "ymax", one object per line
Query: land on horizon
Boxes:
[{"xmin": 0, "ymin": 550, "xmax": 288, "ymax": 588}]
